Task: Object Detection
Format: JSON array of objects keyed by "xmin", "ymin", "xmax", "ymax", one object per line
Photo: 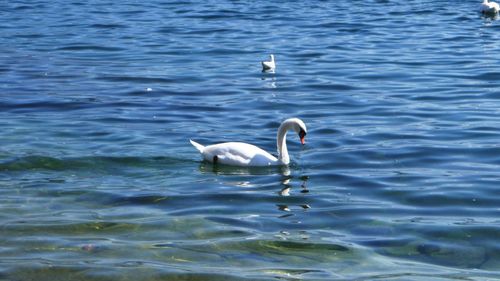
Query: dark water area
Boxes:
[{"xmin": 2, "ymin": 0, "xmax": 500, "ymax": 280}]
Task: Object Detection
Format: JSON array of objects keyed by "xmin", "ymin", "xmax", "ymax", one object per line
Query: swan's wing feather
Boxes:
[
  {"xmin": 262, "ymin": 61, "xmax": 275, "ymax": 70},
  {"xmin": 190, "ymin": 139, "xmax": 205, "ymax": 153}
]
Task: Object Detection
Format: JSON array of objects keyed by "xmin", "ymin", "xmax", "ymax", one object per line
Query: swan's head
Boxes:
[
  {"xmin": 270, "ymin": 54, "xmax": 275, "ymax": 61},
  {"xmin": 283, "ymin": 118, "xmax": 307, "ymax": 145}
]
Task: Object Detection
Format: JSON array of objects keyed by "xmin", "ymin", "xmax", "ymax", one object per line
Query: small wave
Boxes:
[
  {"xmin": 57, "ymin": 45, "xmax": 125, "ymax": 52},
  {"xmin": 96, "ymin": 75, "xmax": 175, "ymax": 84},
  {"xmin": 305, "ymin": 83, "xmax": 357, "ymax": 91},
  {"xmin": 0, "ymin": 100, "xmax": 88, "ymax": 113},
  {"xmin": 0, "ymin": 155, "xmax": 187, "ymax": 172},
  {"xmin": 89, "ymin": 23, "xmax": 128, "ymax": 29},
  {"xmin": 473, "ymin": 72, "xmax": 500, "ymax": 81}
]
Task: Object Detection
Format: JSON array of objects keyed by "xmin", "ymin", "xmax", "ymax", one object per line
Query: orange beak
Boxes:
[{"xmin": 300, "ymin": 136, "xmax": 306, "ymax": 145}]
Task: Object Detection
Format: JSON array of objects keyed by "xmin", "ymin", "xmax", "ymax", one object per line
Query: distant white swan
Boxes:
[
  {"xmin": 190, "ymin": 118, "xmax": 307, "ymax": 167},
  {"xmin": 480, "ymin": 0, "xmax": 499, "ymax": 14},
  {"xmin": 262, "ymin": 54, "xmax": 276, "ymax": 72}
]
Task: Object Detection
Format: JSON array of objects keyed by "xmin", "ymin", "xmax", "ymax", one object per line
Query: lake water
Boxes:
[{"xmin": 2, "ymin": 0, "xmax": 500, "ymax": 280}]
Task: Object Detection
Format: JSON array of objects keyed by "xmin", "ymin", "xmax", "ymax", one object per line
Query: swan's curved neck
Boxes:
[{"xmin": 277, "ymin": 122, "xmax": 291, "ymax": 165}]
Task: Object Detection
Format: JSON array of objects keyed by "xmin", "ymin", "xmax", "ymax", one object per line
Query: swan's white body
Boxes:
[
  {"xmin": 190, "ymin": 141, "xmax": 280, "ymax": 166},
  {"xmin": 262, "ymin": 54, "xmax": 276, "ymax": 72},
  {"xmin": 480, "ymin": 0, "xmax": 499, "ymax": 14},
  {"xmin": 190, "ymin": 118, "xmax": 307, "ymax": 167}
]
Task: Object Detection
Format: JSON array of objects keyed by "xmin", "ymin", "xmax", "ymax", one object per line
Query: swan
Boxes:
[
  {"xmin": 261, "ymin": 54, "xmax": 276, "ymax": 72},
  {"xmin": 190, "ymin": 118, "xmax": 307, "ymax": 167},
  {"xmin": 480, "ymin": 0, "xmax": 500, "ymax": 14}
]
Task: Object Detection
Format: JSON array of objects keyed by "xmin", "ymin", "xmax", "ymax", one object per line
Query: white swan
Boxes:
[
  {"xmin": 262, "ymin": 54, "xmax": 276, "ymax": 72},
  {"xmin": 190, "ymin": 118, "xmax": 307, "ymax": 167},
  {"xmin": 480, "ymin": 0, "xmax": 500, "ymax": 14}
]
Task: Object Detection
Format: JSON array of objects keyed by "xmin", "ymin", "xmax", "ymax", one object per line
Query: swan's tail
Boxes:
[{"xmin": 189, "ymin": 139, "xmax": 205, "ymax": 153}]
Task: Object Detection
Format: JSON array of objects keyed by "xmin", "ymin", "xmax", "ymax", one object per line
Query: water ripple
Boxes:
[{"xmin": 2, "ymin": 0, "xmax": 500, "ymax": 280}]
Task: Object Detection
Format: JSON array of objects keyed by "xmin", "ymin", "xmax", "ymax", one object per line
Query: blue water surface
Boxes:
[{"xmin": 1, "ymin": 0, "xmax": 500, "ymax": 280}]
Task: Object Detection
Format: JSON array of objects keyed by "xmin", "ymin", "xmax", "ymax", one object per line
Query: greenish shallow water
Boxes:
[{"xmin": 2, "ymin": 0, "xmax": 500, "ymax": 280}]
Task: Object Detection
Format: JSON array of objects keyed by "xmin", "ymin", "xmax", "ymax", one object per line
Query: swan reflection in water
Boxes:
[
  {"xmin": 481, "ymin": 12, "xmax": 499, "ymax": 20},
  {"xmin": 278, "ymin": 174, "xmax": 310, "ymax": 217},
  {"xmin": 197, "ymin": 162, "xmax": 311, "ymax": 215},
  {"xmin": 198, "ymin": 161, "xmax": 292, "ymax": 176},
  {"xmin": 279, "ymin": 175, "xmax": 309, "ymax": 196},
  {"xmin": 261, "ymin": 75, "xmax": 276, "ymax": 88}
]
